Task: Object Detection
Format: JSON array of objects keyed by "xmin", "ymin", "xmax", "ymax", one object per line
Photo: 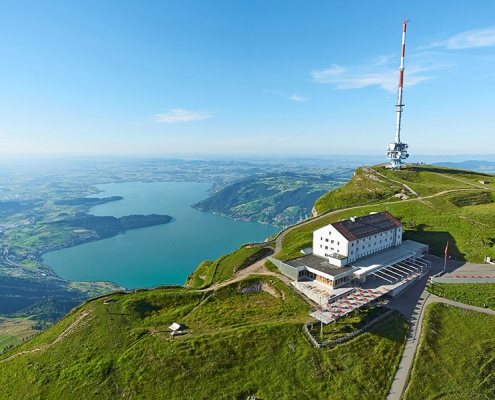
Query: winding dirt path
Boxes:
[
  {"xmin": 0, "ymin": 310, "xmax": 91, "ymax": 364},
  {"xmin": 206, "ymin": 259, "xmax": 283, "ymax": 291}
]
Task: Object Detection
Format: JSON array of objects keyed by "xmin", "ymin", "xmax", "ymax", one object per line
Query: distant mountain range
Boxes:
[{"xmin": 431, "ymin": 160, "xmax": 495, "ymax": 173}]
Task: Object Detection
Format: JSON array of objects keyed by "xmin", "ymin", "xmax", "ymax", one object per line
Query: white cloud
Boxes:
[
  {"xmin": 311, "ymin": 57, "xmax": 433, "ymax": 93},
  {"xmin": 154, "ymin": 108, "xmax": 213, "ymax": 123},
  {"xmin": 289, "ymin": 94, "xmax": 309, "ymax": 102},
  {"xmin": 263, "ymin": 89, "xmax": 309, "ymax": 102},
  {"xmin": 437, "ymin": 28, "xmax": 495, "ymax": 49}
]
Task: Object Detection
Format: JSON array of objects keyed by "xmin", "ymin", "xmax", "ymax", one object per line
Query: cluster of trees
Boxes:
[
  {"xmin": 66, "ymin": 214, "xmax": 172, "ymax": 238},
  {"xmin": 53, "ymin": 196, "xmax": 123, "ymax": 206}
]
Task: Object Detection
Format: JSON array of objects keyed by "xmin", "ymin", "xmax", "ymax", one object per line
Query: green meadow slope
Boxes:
[
  {"xmin": 0, "ymin": 276, "xmax": 408, "ymax": 399},
  {"xmin": 1, "ymin": 163, "xmax": 494, "ymax": 399},
  {"xmin": 282, "ymin": 164, "xmax": 495, "ymax": 263}
]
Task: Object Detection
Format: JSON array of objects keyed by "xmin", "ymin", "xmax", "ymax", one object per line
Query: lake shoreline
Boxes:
[{"xmin": 42, "ymin": 182, "xmax": 279, "ymax": 289}]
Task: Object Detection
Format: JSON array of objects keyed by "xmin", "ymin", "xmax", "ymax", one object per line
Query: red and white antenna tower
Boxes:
[{"xmin": 386, "ymin": 19, "xmax": 410, "ymax": 169}]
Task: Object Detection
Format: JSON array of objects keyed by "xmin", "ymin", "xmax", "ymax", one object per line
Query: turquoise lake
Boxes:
[{"xmin": 42, "ymin": 182, "xmax": 279, "ymax": 289}]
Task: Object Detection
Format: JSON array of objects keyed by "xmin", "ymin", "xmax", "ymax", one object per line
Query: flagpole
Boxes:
[{"xmin": 443, "ymin": 241, "xmax": 449, "ymax": 273}]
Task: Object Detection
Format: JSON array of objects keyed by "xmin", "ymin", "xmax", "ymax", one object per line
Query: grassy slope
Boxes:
[
  {"xmin": 0, "ymin": 277, "xmax": 408, "ymax": 399},
  {"xmin": 405, "ymin": 303, "xmax": 495, "ymax": 400},
  {"xmin": 186, "ymin": 244, "xmax": 273, "ymax": 289},
  {"xmin": 2, "ymin": 163, "xmax": 494, "ymax": 398},
  {"xmin": 313, "ymin": 167, "xmax": 403, "ymax": 214},
  {"xmin": 282, "ymin": 165, "xmax": 495, "ymax": 263},
  {"xmin": 427, "ymin": 283, "xmax": 495, "ymax": 310}
]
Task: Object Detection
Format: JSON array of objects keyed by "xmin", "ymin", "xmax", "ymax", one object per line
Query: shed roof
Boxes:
[{"xmin": 169, "ymin": 323, "xmax": 182, "ymax": 331}]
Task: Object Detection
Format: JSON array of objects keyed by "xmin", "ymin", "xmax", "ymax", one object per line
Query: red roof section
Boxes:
[{"xmin": 331, "ymin": 211, "xmax": 402, "ymax": 241}]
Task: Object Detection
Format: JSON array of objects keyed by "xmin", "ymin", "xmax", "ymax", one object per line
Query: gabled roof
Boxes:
[{"xmin": 332, "ymin": 211, "xmax": 402, "ymax": 241}]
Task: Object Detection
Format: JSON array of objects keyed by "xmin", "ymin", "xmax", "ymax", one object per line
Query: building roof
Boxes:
[
  {"xmin": 332, "ymin": 211, "xmax": 402, "ymax": 241},
  {"xmin": 169, "ymin": 323, "xmax": 182, "ymax": 331},
  {"xmin": 351, "ymin": 246, "xmax": 415, "ymax": 277},
  {"xmin": 285, "ymin": 254, "xmax": 355, "ymax": 278}
]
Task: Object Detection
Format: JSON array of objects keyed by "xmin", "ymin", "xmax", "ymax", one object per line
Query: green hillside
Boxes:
[
  {"xmin": 2, "ymin": 163, "xmax": 494, "ymax": 399},
  {"xmin": 0, "ymin": 277, "xmax": 408, "ymax": 399},
  {"xmin": 285, "ymin": 164, "xmax": 495, "ymax": 263},
  {"xmin": 194, "ymin": 171, "xmax": 352, "ymax": 226},
  {"xmin": 313, "ymin": 164, "xmax": 495, "ymax": 214}
]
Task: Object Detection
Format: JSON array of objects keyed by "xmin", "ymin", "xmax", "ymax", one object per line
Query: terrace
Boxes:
[{"xmin": 309, "ymin": 257, "xmax": 431, "ymax": 324}]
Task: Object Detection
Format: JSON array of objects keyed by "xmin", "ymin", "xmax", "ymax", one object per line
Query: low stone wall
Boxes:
[{"xmin": 305, "ymin": 307, "xmax": 394, "ymax": 349}]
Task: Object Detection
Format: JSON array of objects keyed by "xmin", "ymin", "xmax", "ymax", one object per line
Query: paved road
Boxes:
[{"xmin": 386, "ymin": 255, "xmax": 495, "ymax": 400}]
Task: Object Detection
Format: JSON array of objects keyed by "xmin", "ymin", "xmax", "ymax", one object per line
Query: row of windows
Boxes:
[
  {"xmin": 321, "ymin": 237, "xmax": 339, "ymax": 245},
  {"xmin": 299, "ymin": 270, "xmax": 316, "ymax": 279},
  {"xmin": 321, "ymin": 245, "xmax": 339, "ymax": 253}
]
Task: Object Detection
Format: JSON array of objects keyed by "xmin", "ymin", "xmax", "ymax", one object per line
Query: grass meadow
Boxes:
[
  {"xmin": 427, "ymin": 283, "xmax": 495, "ymax": 310},
  {"xmin": 405, "ymin": 303, "xmax": 495, "ymax": 400},
  {"xmin": 0, "ymin": 277, "xmax": 409, "ymax": 399},
  {"xmin": 277, "ymin": 190, "xmax": 495, "ymax": 263}
]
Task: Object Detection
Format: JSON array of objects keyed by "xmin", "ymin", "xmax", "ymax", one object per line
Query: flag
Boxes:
[{"xmin": 444, "ymin": 242, "xmax": 449, "ymax": 258}]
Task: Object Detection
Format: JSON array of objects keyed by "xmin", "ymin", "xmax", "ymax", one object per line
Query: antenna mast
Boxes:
[{"xmin": 386, "ymin": 19, "xmax": 410, "ymax": 169}]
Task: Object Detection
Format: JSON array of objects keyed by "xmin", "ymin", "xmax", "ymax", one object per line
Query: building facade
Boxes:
[
  {"xmin": 270, "ymin": 211, "xmax": 428, "ymax": 292},
  {"xmin": 312, "ymin": 211, "xmax": 403, "ymax": 265}
]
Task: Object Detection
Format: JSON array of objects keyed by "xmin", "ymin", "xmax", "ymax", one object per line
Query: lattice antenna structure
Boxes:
[{"xmin": 386, "ymin": 19, "xmax": 410, "ymax": 169}]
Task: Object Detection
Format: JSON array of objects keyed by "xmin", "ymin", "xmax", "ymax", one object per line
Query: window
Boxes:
[
  {"xmin": 325, "ymin": 238, "xmax": 329, "ymax": 242},
  {"xmin": 374, "ymin": 242, "xmax": 376, "ymax": 245},
  {"xmin": 325, "ymin": 246, "xmax": 328, "ymax": 250},
  {"xmin": 320, "ymin": 237, "xmax": 322, "ymax": 240},
  {"xmin": 368, "ymin": 244, "xmax": 371, "ymax": 247},
  {"xmin": 337, "ymin": 242, "xmax": 340, "ymax": 245},
  {"xmin": 351, "ymin": 251, "xmax": 354, "ymax": 254},
  {"xmin": 320, "ymin": 244, "xmax": 322, "ymax": 248},
  {"xmin": 351, "ymin": 242, "xmax": 355, "ymax": 247},
  {"xmin": 374, "ymin": 235, "xmax": 377, "ymax": 238},
  {"xmin": 362, "ymin": 246, "xmax": 365, "ymax": 250},
  {"xmin": 331, "ymin": 240, "xmax": 334, "ymax": 244}
]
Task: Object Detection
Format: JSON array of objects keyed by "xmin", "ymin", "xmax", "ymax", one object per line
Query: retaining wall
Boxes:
[{"xmin": 305, "ymin": 307, "xmax": 394, "ymax": 349}]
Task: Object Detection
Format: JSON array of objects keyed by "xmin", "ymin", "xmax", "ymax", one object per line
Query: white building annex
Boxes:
[{"xmin": 270, "ymin": 212, "xmax": 430, "ymax": 304}]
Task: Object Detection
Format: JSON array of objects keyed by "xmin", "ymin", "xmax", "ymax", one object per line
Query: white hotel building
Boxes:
[
  {"xmin": 270, "ymin": 211, "xmax": 429, "ymax": 292},
  {"xmin": 313, "ymin": 212, "xmax": 403, "ymax": 266}
]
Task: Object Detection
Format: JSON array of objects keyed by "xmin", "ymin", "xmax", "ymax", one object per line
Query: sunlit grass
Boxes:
[
  {"xmin": 405, "ymin": 303, "xmax": 495, "ymax": 400},
  {"xmin": 427, "ymin": 283, "xmax": 495, "ymax": 310},
  {"xmin": 0, "ymin": 278, "xmax": 408, "ymax": 399}
]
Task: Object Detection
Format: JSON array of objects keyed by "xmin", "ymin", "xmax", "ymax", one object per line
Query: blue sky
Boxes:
[{"xmin": 1, "ymin": 1, "xmax": 494, "ymax": 157}]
